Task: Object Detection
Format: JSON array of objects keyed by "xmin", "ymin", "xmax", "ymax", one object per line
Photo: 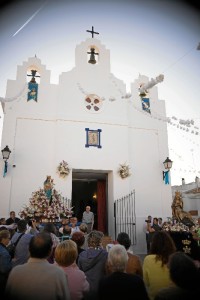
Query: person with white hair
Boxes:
[
  {"xmin": 98, "ymin": 244, "xmax": 149, "ymax": 300},
  {"xmin": 82, "ymin": 206, "xmax": 94, "ymax": 233}
]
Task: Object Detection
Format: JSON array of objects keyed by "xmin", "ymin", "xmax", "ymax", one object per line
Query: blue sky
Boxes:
[{"xmin": 0, "ymin": 0, "xmax": 200, "ymax": 185}]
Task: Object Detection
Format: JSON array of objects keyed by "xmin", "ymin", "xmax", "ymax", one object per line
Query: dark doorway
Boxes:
[
  {"xmin": 72, "ymin": 171, "xmax": 107, "ymax": 232},
  {"xmin": 72, "ymin": 180, "xmax": 98, "ymax": 228}
]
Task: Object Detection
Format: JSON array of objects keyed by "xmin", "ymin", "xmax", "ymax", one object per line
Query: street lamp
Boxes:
[
  {"xmin": 163, "ymin": 157, "xmax": 173, "ymax": 184},
  {"xmin": 1, "ymin": 145, "xmax": 11, "ymax": 177}
]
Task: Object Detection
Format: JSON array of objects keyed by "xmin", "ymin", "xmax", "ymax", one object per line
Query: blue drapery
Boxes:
[
  {"xmin": 3, "ymin": 161, "xmax": 8, "ymax": 177},
  {"xmin": 164, "ymin": 170, "xmax": 170, "ymax": 184}
]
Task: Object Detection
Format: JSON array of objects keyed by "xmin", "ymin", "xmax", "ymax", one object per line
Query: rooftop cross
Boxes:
[{"xmin": 86, "ymin": 26, "xmax": 99, "ymax": 38}]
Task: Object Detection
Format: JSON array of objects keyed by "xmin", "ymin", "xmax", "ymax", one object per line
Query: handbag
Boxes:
[{"xmin": 7, "ymin": 233, "xmax": 25, "ymax": 259}]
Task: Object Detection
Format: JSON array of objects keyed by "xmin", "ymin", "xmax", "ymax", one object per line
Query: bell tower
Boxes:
[{"xmin": 75, "ymin": 27, "xmax": 110, "ymax": 74}]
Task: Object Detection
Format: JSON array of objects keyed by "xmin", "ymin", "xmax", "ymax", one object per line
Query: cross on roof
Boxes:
[{"xmin": 86, "ymin": 26, "xmax": 99, "ymax": 38}]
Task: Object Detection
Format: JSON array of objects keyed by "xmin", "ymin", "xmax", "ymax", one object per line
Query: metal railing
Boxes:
[{"xmin": 114, "ymin": 190, "xmax": 136, "ymax": 245}]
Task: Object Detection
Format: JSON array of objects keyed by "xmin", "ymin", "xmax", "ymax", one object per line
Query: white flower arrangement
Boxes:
[
  {"xmin": 162, "ymin": 222, "xmax": 190, "ymax": 232},
  {"xmin": 19, "ymin": 187, "xmax": 73, "ymax": 221},
  {"xmin": 118, "ymin": 163, "xmax": 131, "ymax": 179},
  {"xmin": 57, "ymin": 160, "xmax": 70, "ymax": 178}
]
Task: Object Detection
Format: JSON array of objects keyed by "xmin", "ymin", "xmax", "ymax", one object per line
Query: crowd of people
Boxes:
[{"xmin": 0, "ymin": 209, "xmax": 200, "ymax": 300}]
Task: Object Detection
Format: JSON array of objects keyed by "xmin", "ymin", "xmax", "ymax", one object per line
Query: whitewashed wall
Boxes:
[{"xmin": 0, "ymin": 38, "xmax": 172, "ymax": 254}]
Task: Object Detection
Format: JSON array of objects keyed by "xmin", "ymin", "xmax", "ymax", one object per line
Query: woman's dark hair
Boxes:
[
  {"xmin": 169, "ymin": 251, "xmax": 200, "ymax": 290},
  {"xmin": 150, "ymin": 231, "xmax": 176, "ymax": 266},
  {"xmin": 71, "ymin": 231, "xmax": 85, "ymax": 248},
  {"xmin": 29, "ymin": 232, "xmax": 53, "ymax": 258},
  {"xmin": 117, "ymin": 232, "xmax": 131, "ymax": 250}
]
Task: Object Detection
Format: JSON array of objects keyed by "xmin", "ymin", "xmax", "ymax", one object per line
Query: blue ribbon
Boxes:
[
  {"xmin": 164, "ymin": 170, "xmax": 170, "ymax": 184},
  {"xmin": 3, "ymin": 161, "xmax": 8, "ymax": 177}
]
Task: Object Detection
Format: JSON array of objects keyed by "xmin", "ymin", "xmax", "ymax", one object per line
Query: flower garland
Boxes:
[
  {"xmin": 19, "ymin": 188, "xmax": 73, "ymax": 221},
  {"xmin": 162, "ymin": 222, "xmax": 190, "ymax": 232},
  {"xmin": 118, "ymin": 163, "xmax": 131, "ymax": 179},
  {"xmin": 57, "ymin": 160, "xmax": 70, "ymax": 178}
]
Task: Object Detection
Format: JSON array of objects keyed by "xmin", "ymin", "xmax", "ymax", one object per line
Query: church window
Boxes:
[{"xmin": 85, "ymin": 94, "xmax": 102, "ymax": 112}]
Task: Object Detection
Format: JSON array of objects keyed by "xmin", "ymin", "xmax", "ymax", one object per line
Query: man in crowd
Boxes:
[
  {"xmin": 6, "ymin": 211, "xmax": 20, "ymax": 225},
  {"xmin": 82, "ymin": 205, "xmax": 94, "ymax": 233},
  {"xmin": 5, "ymin": 232, "xmax": 70, "ymax": 300},
  {"xmin": 143, "ymin": 215, "xmax": 152, "ymax": 254}
]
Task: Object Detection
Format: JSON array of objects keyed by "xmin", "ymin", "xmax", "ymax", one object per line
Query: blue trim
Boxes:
[
  {"xmin": 85, "ymin": 128, "xmax": 102, "ymax": 148},
  {"xmin": 3, "ymin": 161, "xmax": 8, "ymax": 177},
  {"xmin": 141, "ymin": 97, "xmax": 151, "ymax": 114},
  {"xmin": 163, "ymin": 170, "xmax": 170, "ymax": 184},
  {"xmin": 85, "ymin": 128, "xmax": 89, "ymax": 147},
  {"xmin": 27, "ymin": 82, "xmax": 38, "ymax": 102}
]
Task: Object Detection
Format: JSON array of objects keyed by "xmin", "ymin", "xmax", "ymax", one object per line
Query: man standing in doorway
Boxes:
[{"xmin": 82, "ymin": 206, "xmax": 94, "ymax": 233}]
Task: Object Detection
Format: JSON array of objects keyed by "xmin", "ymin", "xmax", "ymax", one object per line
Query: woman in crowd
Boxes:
[
  {"xmin": 71, "ymin": 231, "xmax": 85, "ymax": 263},
  {"xmin": 143, "ymin": 230, "xmax": 176, "ymax": 300},
  {"xmin": 55, "ymin": 239, "xmax": 89, "ymax": 300},
  {"xmin": 155, "ymin": 251, "xmax": 200, "ymax": 300},
  {"xmin": 116, "ymin": 232, "xmax": 143, "ymax": 277},
  {"xmin": 78, "ymin": 230, "xmax": 108, "ymax": 299},
  {"xmin": 79, "ymin": 223, "xmax": 88, "ymax": 250}
]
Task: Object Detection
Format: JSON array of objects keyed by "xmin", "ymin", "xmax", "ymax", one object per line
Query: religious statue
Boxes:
[
  {"xmin": 44, "ymin": 175, "xmax": 54, "ymax": 200},
  {"xmin": 171, "ymin": 191, "xmax": 194, "ymax": 227}
]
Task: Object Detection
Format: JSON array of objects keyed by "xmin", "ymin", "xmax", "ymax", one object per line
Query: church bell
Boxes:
[{"xmin": 88, "ymin": 48, "xmax": 97, "ymax": 64}]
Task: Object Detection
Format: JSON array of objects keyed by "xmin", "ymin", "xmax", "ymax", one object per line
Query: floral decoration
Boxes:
[
  {"xmin": 118, "ymin": 163, "xmax": 131, "ymax": 179},
  {"xmin": 162, "ymin": 222, "xmax": 190, "ymax": 233},
  {"xmin": 57, "ymin": 160, "xmax": 70, "ymax": 178},
  {"xmin": 19, "ymin": 187, "xmax": 73, "ymax": 221}
]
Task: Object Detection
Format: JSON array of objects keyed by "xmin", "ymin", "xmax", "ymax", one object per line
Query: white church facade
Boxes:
[{"xmin": 0, "ymin": 34, "xmax": 173, "ymax": 254}]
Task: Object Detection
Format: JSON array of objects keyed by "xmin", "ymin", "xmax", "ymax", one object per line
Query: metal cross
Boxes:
[{"xmin": 86, "ymin": 26, "xmax": 99, "ymax": 38}]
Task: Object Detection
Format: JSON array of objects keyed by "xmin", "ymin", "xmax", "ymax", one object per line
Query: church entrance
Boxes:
[{"xmin": 72, "ymin": 171, "xmax": 108, "ymax": 233}]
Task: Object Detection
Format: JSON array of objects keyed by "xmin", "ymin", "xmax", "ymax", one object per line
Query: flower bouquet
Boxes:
[
  {"xmin": 57, "ymin": 160, "xmax": 70, "ymax": 178},
  {"xmin": 118, "ymin": 163, "xmax": 131, "ymax": 179},
  {"xmin": 19, "ymin": 184, "xmax": 73, "ymax": 222}
]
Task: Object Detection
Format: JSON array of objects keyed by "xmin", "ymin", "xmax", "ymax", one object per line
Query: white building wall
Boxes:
[{"xmin": 0, "ymin": 38, "xmax": 172, "ymax": 254}]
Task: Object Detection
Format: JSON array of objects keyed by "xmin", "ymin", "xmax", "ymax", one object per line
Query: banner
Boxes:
[{"xmin": 27, "ymin": 82, "xmax": 38, "ymax": 102}]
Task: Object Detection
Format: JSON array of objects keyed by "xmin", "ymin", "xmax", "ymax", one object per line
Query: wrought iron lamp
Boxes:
[
  {"xmin": 163, "ymin": 157, "xmax": 173, "ymax": 184},
  {"xmin": 1, "ymin": 145, "xmax": 11, "ymax": 177}
]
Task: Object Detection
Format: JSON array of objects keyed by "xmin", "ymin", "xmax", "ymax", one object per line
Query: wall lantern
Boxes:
[
  {"xmin": 1, "ymin": 145, "xmax": 11, "ymax": 177},
  {"xmin": 163, "ymin": 157, "xmax": 173, "ymax": 184}
]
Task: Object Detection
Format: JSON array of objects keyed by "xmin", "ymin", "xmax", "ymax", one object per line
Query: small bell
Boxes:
[
  {"xmin": 27, "ymin": 69, "xmax": 40, "ymax": 83},
  {"xmin": 87, "ymin": 48, "xmax": 98, "ymax": 64}
]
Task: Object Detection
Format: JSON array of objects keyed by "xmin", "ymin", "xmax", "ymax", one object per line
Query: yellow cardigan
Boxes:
[{"xmin": 143, "ymin": 254, "xmax": 174, "ymax": 300}]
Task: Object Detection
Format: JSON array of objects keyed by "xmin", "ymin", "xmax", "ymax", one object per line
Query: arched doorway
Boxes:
[{"xmin": 72, "ymin": 171, "xmax": 108, "ymax": 233}]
